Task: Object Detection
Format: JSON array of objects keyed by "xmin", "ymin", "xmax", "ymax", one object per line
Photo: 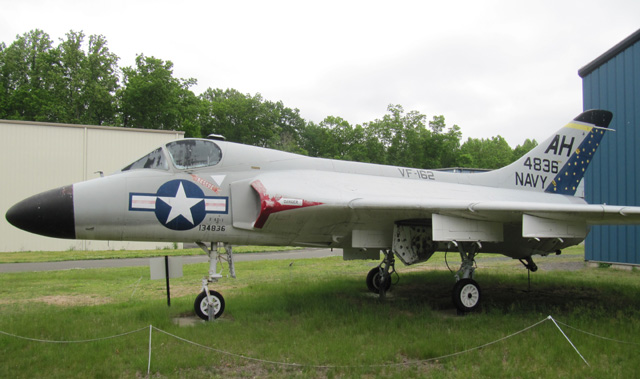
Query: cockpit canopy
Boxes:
[
  {"xmin": 121, "ymin": 147, "xmax": 167, "ymax": 171},
  {"xmin": 122, "ymin": 139, "xmax": 222, "ymax": 171},
  {"xmin": 166, "ymin": 139, "xmax": 222, "ymax": 169}
]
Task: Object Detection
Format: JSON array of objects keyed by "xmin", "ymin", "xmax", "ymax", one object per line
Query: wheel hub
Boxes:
[{"xmin": 460, "ymin": 284, "xmax": 479, "ymax": 307}]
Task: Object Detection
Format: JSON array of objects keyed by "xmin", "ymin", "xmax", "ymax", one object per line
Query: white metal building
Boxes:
[{"xmin": 0, "ymin": 120, "xmax": 184, "ymax": 252}]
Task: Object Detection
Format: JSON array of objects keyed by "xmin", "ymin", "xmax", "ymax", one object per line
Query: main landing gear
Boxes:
[
  {"xmin": 194, "ymin": 242, "xmax": 236, "ymax": 321},
  {"xmin": 365, "ymin": 241, "xmax": 483, "ymax": 314},
  {"xmin": 450, "ymin": 241, "xmax": 481, "ymax": 313},
  {"xmin": 366, "ymin": 250, "xmax": 396, "ymax": 298}
]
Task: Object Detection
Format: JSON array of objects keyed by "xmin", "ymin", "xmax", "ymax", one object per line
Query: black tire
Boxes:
[
  {"xmin": 194, "ymin": 290, "xmax": 225, "ymax": 320},
  {"xmin": 366, "ymin": 267, "xmax": 392, "ymax": 294},
  {"xmin": 452, "ymin": 278, "xmax": 481, "ymax": 313}
]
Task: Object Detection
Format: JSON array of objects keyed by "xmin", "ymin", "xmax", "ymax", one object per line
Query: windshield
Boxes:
[
  {"xmin": 121, "ymin": 147, "xmax": 168, "ymax": 171},
  {"xmin": 166, "ymin": 139, "xmax": 222, "ymax": 170}
]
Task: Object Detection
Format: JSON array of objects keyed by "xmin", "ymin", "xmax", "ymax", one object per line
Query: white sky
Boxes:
[{"xmin": 1, "ymin": 0, "xmax": 638, "ymax": 146}]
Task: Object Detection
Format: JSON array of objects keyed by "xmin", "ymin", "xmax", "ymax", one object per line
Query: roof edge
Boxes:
[
  {"xmin": 0, "ymin": 119, "xmax": 186, "ymax": 135},
  {"xmin": 579, "ymin": 28, "xmax": 640, "ymax": 78}
]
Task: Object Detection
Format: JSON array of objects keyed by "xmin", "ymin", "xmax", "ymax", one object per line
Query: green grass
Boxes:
[
  {"xmin": 1, "ymin": 247, "xmax": 639, "ymax": 377},
  {"xmin": 0, "ymin": 245, "xmax": 301, "ymax": 263}
]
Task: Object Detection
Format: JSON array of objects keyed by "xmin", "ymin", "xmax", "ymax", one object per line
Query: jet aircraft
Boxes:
[{"xmin": 6, "ymin": 110, "xmax": 640, "ymax": 320}]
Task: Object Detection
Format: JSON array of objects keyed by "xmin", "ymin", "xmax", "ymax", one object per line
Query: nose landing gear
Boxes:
[{"xmin": 194, "ymin": 242, "xmax": 235, "ymax": 321}]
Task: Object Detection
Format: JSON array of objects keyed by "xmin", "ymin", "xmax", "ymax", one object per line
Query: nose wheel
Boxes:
[{"xmin": 194, "ymin": 290, "xmax": 225, "ymax": 320}]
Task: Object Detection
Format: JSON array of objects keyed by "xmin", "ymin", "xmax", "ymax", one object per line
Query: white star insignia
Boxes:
[{"xmin": 157, "ymin": 183, "xmax": 203, "ymax": 225}]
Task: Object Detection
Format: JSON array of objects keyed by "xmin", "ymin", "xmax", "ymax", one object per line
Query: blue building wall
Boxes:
[{"xmin": 580, "ymin": 29, "xmax": 640, "ymax": 264}]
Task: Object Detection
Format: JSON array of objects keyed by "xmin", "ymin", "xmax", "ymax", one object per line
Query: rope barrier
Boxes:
[
  {"xmin": 147, "ymin": 325, "xmax": 153, "ymax": 376},
  {"xmin": 553, "ymin": 318, "xmax": 640, "ymax": 346},
  {"xmin": 0, "ymin": 326, "xmax": 148, "ymax": 343},
  {"xmin": 363, "ymin": 316, "xmax": 551, "ymax": 368},
  {"xmin": 547, "ymin": 316, "xmax": 589, "ymax": 366},
  {"xmin": 151, "ymin": 326, "xmax": 305, "ymax": 368},
  {"xmin": 150, "ymin": 316, "xmax": 553, "ymax": 369},
  {"xmin": 0, "ymin": 315, "xmax": 635, "ymax": 372}
]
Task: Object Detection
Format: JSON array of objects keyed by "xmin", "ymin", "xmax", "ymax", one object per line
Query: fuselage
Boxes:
[{"xmin": 4, "ymin": 138, "xmax": 587, "ymax": 260}]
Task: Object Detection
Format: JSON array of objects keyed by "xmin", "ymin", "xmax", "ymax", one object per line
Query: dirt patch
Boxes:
[
  {"xmin": 39, "ymin": 295, "xmax": 111, "ymax": 306},
  {"xmin": 537, "ymin": 261, "xmax": 585, "ymax": 271},
  {"xmin": 402, "ymin": 266, "xmax": 451, "ymax": 273},
  {"xmin": 0, "ymin": 294, "xmax": 112, "ymax": 306},
  {"xmin": 172, "ymin": 315, "xmax": 203, "ymax": 327}
]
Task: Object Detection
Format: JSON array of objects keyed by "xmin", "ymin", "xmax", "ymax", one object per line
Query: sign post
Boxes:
[
  {"xmin": 164, "ymin": 256, "xmax": 171, "ymax": 306},
  {"xmin": 150, "ymin": 256, "xmax": 183, "ymax": 307}
]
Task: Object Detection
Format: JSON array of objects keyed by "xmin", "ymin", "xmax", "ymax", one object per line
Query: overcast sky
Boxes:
[{"xmin": 2, "ymin": 0, "xmax": 638, "ymax": 146}]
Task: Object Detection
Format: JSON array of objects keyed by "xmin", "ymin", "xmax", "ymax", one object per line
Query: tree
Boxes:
[
  {"xmin": 361, "ymin": 105, "xmax": 462, "ymax": 168},
  {"xmin": 0, "ymin": 41, "xmax": 7, "ymax": 117},
  {"xmin": 199, "ymin": 88, "xmax": 306, "ymax": 150},
  {"xmin": 79, "ymin": 33, "xmax": 120, "ymax": 125},
  {"xmin": 512, "ymin": 138, "xmax": 538, "ymax": 161},
  {"xmin": 199, "ymin": 88, "xmax": 270, "ymax": 145},
  {"xmin": 458, "ymin": 135, "xmax": 513, "ymax": 169},
  {"xmin": 318, "ymin": 116, "xmax": 353, "ymax": 159},
  {"xmin": 300, "ymin": 105, "xmax": 464, "ymax": 168},
  {"xmin": 55, "ymin": 31, "xmax": 120, "ymax": 125},
  {"xmin": 364, "ymin": 105, "xmax": 421, "ymax": 166},
  {"xmin": 0, "ymin": 30, "xmax": 120, "ymax": 125},
  {"xmin": 0, "ymin": 30, "xmax": 60, "ymax": 121},
  {"xmin": 119, "ymin": 54, "xmax": 200, "ymax": 136},
  {"xmin": 422, "ymin": 115, "xmax": 462, "ymax": 169},
  {"xmin": 430, "ymin": 122, "xmax": 463, "ymax": 168},
  {"xmin": 55, "ymin": 31, "xmax": 84, "ymax": 122},
  {"xmin": 299, "ymin": 121, "xmax": 329, "ymax": 157},
  {"xmin": 262, "ymin": 100, "xmax": 306, "ymax": 153}
]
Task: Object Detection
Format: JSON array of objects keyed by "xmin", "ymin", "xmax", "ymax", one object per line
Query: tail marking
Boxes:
[{"xmin": 545, "ymin": 126, "xmax": 607, "ymax": 194}]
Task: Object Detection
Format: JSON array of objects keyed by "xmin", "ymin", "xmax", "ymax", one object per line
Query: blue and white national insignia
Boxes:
[{"xmin": 129, "ymin": 179, "xmax": 228, "ymax": 231}]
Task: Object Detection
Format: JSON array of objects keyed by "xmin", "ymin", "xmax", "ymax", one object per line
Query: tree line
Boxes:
[{"xmin": 0, "ymin": 30, "xmax": 537, "ymax": 169}]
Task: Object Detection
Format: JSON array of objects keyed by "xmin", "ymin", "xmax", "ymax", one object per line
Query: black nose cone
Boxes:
[{"xmin": 6, "ymin": 185, "xmax": 76, "ymax": 239}]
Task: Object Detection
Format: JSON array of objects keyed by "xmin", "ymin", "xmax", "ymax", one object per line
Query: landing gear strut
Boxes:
[
  {"xmin": 519, "ymin": 256, "xmax": 538, "ymax": 272},
  {"xmin": 519, "ymin": 256, "xmax": 537, "ymax": 291},
  {"xmin": 450, "ymin": 241, "xmax": 482, "ymax": 313},
  {"xmin": 194, "ymin": 242, "xmax": 235, "ymax": 320},
  {"xmin": 366, "ymin": 249, "xmax": 396, "ymax": 298}
]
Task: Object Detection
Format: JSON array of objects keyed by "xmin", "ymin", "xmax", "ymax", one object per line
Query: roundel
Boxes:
[{"xmin": 154, "ymin": 180, "xmax": 206, "ymax": 230}]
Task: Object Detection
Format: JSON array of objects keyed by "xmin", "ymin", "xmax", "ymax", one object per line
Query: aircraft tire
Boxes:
[
  {"xmin": 194, "ymin": 290, "xmax": 225, "ymax": 320},
  {"xmin": 366, "ymin": 267, "xmax": 391, "ymax": 294},
  {"xmin": 452, "ymin": 278, "xmax": 481, "ymax": 313}
]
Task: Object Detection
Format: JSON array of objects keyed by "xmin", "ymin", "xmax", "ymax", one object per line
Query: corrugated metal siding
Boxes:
[
  {"xmin": 0, "ymin": 121, "xmax": 183, "ymax": 252},
  {"xmin": 582, "ymin": 37, "xmax": 640, "ymax": 264}
]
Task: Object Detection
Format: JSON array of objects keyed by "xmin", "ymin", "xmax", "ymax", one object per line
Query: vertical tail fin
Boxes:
[{"xmin": 470, "ymin": 110, "xmax": 613, "ymax": 195}]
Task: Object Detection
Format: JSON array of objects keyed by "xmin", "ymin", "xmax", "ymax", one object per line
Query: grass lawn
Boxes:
[
  {"xmin": 0, "ymin": 245, "xmax": 301, "ymax": 264},
  {"xmin": 1, "ymin": 246, "xmax": 639, "ymax": 377}
]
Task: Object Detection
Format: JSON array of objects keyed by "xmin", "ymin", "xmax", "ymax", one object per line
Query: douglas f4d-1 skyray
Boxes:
[{"xmin": 6, "ymin": 110, "xmax": 640, "ymax": 320}]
